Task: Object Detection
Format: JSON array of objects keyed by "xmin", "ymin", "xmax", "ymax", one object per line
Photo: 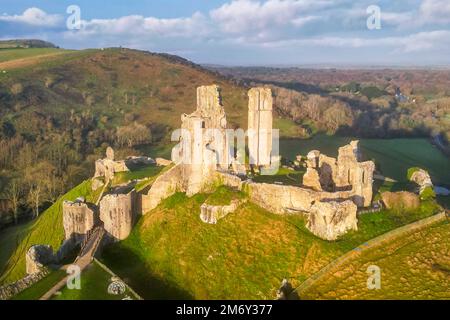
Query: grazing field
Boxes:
[
  {"xmin": 0, "ymin": 180, "xmax": 102, "ymax": 285},
  {"xmin": 301, "ymin": 220, "xmax": 450, "ymax": 300},
  {"xmin": 280, "ymin": 135, "xmax": 450, "ymax": 184},
  {"xmin": 99, "ymin": 187, "xmax": 441, "ymax": 299}
]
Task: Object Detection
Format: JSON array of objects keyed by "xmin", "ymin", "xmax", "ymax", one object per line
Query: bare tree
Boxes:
[
  {"xmin": 6, "ymin": 180, "xmax": 21, "ymax": 224},
  {"xmin": 28, "ymin": 184, "xmax": 42, "ymax": 219}
]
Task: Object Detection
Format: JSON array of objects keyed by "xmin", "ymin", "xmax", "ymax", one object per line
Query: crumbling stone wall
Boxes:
[
  {"xmin": 200, "ymin": 199, "xmax": 246, "ymax": 224},
  {"xmin": 0, "ymin": 269, "xmax": 49, "ymax": 300},
  {"xmin": 246, "ymin": 182, "xmax": 357, "ymax": 215},
  {"xmin": 302, "ymin": 141, "xmax": 375, "ymax": 207},
  {"xmin": 171, "ymin": 85, "xmax": 230, "ymax": 196},
  {"xmin": 100, "ymin": 192, "xmax": 136, "ymax": 240},
  {"xmin": 307, "ymin": 200, "xmax": 358, "ymax": 240},
  {"xmin": 26, "ymin": 245, "xmax": 55, "ymax": 275},
  {"xmin": 62, "ymin": 200, "xmax": 96, "ymax": 242},
  {"xmin": 94, "ymin": 147, "xmax": 129, "ymax": 181},
  {"xmin": 141, "ymin": 164, "xmax": 184, "ymax": 214},
  {"xmin": 248, "ymin": 87, "xmax": 273, "ymax": 167}
]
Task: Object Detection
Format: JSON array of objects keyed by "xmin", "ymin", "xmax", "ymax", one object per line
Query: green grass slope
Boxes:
[
  {"xmin": 302, "ymin": 220, "xmax": 450, "ymax": 300},
  {"xmin": 0, "ymin": 180, "xmax": 101, "ymax": 285},
  {"xmin": 100, "ymin": 187, "xmax": 441, "ymax": 299}
]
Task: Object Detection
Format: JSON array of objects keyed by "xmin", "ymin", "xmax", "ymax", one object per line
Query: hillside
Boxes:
[
  {"xmin": 0, "ymin": 39, "xmax": 57, "ymax": 49},
  {"xmin": 0, "ymin": 47, "xmax": 248, "ymax": 227}
]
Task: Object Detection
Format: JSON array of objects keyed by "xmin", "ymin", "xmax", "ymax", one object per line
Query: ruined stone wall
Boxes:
[
  {"xmin": 216, "ymin": 171, "xmax": 244, "ymax": 191},
  {"xmin": 100, "ymin": 192, "xmax": 136, "ymax": 241},
  {"xmin": 0, "ymin": 269, "xmax": 49, "ymax": 300},
  {"xmin": 247, "ymin": 182, "xmax": 361, "ymax": 215},
  {"xmin": 302, "ymin": 141, "xmax": 375, "ymax": 207},
  {"xmin": 307, "ymin": 201, "xmax": 358, "ymax": 240},
  {"xmin": 62, "ymin": 201, "xmax": 96, "ymax": 241},
  {"xmin": 248, "ymin": 87, "xmax": 273, "ymax": 166},
  {"xmin": 25, "ymin": 245, "xmax": 55, "ymax": 275},
  {"xmin": 200, "ymin": 199, "xmax": 246, "ymax": 224},
  {"xmin": 141, "ymin": 164, "xmax": 184, "ymax": 214}
]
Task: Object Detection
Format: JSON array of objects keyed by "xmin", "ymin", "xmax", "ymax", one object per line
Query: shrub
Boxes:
[{"xmin": 420, "ymin": 186, "xmax": 436, "ymax": 201}]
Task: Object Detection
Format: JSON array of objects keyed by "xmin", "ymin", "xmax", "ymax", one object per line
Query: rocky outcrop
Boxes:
[
  {"xmin": 381, "ymin": 191, "xmax": 420, "ymax": 210},
  {"xmin": 26, "ymin": 245, "xmax": 55, "ymax": 275},
  {"xmin": 410, "ymin": 169, "xmax": 433, "ymax": 193},
  {"xmin": 306, "ymin": 201, "xmax": 358, "ymax": 241},
  {"xmin": 63, "ymin": 199, "xmax": 96, "ymax": 242},
  {"xmin": 200, "ymin": 199, "xmax": 246, "ymax": 224},
  {"xmin": 100, "ymin": 192, "xmax": 136, "ymax": 240}
]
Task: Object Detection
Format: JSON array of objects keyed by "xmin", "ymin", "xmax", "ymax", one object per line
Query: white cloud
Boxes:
[
  {"xmin": 0, "ymin": 7, "xmax": 62, "ymax": 27},
  {"xmin": 210, "ymin": 0, "xmax": 330, "ymax": 34},
  {"xmin": 419, "ymin": 0, "xmax": 450, "ymax": 25},
  {"xmin": 63, "ymin": 11, "xmax": 210, "ymax": 41}
]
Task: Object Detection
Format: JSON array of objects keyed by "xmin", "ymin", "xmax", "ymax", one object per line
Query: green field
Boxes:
[
  {"xmin": 0, "ymin": 180, "xmax": 102, "ymax": 285},
  {"xmin": 52, "ymin": 260, "xmax": 139, "ymax": 300},
  {"xmin": 99, "ymin": 187, "xmax": 441, "ymax": 299},
  {"xmin": 302, "ymin": 220, "xmax": 450, "ymax": 300},
  {"xmin": 11, "ymin": 270, "xmax": 67, "ymax": 300},
  {"xmin": 280, "ymin": 135, "xmax": 450, "ymax": 185},
  {"xmin": 0, "ymin": 48, "xmax": 66, "ymax": 63},
  {"xmin": 112, "ymin": 164, "xmax": 164, "ymax": 186}
]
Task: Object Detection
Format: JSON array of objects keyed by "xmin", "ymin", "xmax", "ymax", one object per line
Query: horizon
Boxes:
[{"xmin": 1, "ymin": 1, "xmax": 450, "ymax": 66}]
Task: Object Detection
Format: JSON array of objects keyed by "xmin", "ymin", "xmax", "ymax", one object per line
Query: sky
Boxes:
[{"xmin": 1, "ymin": 0, "xmax": 450, "ymax": 66}]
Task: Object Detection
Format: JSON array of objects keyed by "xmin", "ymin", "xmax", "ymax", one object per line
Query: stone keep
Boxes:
[
  {"xmin": 63, "ymin": 200, "xmax": 96, "ymax": 242},
  {"xmin": 100, "ymin": 192, "xmax": 135, "ymax": 241},
  {"xmin": 248, "ymin": 88, "xmax": 273, "ymax": 167},
  {"xmin": 172, "ymin": 85, "xmax": 230, "ymax": 196}
]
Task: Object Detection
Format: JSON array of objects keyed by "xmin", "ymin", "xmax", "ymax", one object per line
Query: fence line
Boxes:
[
  {"xmin": 292, "ymin": 212, "xmax": 447, "ymax": 298},
  {"xmin": 93, "ymin": 258, "xmax": 143, "ymax": 300}
]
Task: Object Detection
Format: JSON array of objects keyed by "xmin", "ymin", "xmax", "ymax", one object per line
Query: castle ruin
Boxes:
[{"xmin": 248, "ymin": 88, "xmax": 273, "ymax": 167}]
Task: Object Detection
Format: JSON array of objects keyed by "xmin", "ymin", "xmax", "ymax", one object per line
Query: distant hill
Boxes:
[
  {"xmin": 0, "ymin": 46, "xmax": 249, "ymax": 227},
  {"xmin": 0, "ymin": 39, "xmax": 58, "ymax": 49}
]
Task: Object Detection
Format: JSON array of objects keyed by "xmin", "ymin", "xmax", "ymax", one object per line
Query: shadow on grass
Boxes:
[{"xmin": 100, "ymin": 245, "xmax": 193, "ymax": 300}]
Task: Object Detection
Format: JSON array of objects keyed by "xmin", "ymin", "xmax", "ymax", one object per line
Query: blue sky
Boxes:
[{"xmin": 1, "ymin": 0, "xmax": 450, "ymax": 66}]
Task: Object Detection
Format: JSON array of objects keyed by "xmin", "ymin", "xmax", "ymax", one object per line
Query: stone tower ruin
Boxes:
[
  {"xmin": 248, "ymin": 88, "xmax": 273, "ymax": 167},
  {"xmin": 172, "ymin": 85, "xmax": 230, "ymax": 196}
]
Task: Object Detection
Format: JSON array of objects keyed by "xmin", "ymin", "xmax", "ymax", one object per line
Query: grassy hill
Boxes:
[
  {"xmin": 302, "ymin": 220, "xmax": 450, "ymax": 299},
  {"xmin": 0, "ymin": 46, "xmax": 250, "ymax": 228},
  {"xmin": 0, "ymin": 180, "xmax": 102, "ymax": 285},
  {"xmin": 99, "ymin": 186, "xmax": 441, "ymax": 299}
]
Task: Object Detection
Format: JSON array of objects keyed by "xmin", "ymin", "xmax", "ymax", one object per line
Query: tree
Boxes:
[
  {"xmin": 5, "ymin": 180, "xmax": 22, "ymax": 224},
  {"xmin": 28, "ymin": 184, "xmax": 42, "ymax": 218}
]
